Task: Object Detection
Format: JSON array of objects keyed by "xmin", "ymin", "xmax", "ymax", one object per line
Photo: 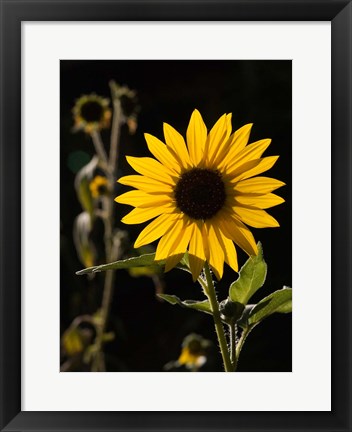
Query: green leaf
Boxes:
[
  {"xmin": 248, "ymin": 287, "xmax": 292, "ymax": 325},
  {"xmin": 78, "ymin": 177, "xmax": 95, "ymax": 220},
  {"xmin": 158, "ymin": 294, "xmax": 212, "ymax": 315},
  {"xmin": 74, "ymin": 156, "xmax": 98, "ymax": 220},
  {"xmin": 229, "ymin": 242, "xmax": 267, "ymax": 305},
  {"xmin": 76, "ymin": 253, "xmax": 189, "ymax": 275}
]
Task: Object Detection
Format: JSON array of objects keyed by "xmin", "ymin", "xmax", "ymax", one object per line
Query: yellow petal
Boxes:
[
  {"xmin": 134, "ymin": 213, "xmax": 181, "ymax": 248},
  {"xmin": 224, "ymin": 139, "xmax": 272, "ymax": 173},
  {"xmin": 217, "ymin": 123, "xmax": 253, "ymax": 169},
  {"xmin": 126, "ymin": 156, "xmax": 176, "ymax": 185},
  {"xmin": 144, "ymin": 133, "xmax": 181, "ymax": 174},
  {"xmin": 214, "ymin": 227, "xmax": 238, "ymax": 273},
  {"xmin": 118, "ymin": 175, "xmax": 174, "ymax": 194},
  {"xmin": 121, "ymin": 204, "xmax": 174, "ymax": 224},
  {"xmin": 234, "ymin": 193, "xmax": 285, "ymax": 209},
  {"xmin": 163, "ymin": 123, "xmax": 192, "ymax": 169},
  {"xmin": 186, "ymin": 109, "xmax": 207, "ymax": 166},
  {"xmin": 205, "ymin": 221, "xmax": 225, "ymax": 280},
  {"xmin": 216, "ymin": 212, "xmax": 258, "ymax": 256},
  {"xmin": 115, "ymin": 190, "xmax": 172, "ymax": 208},
  {"xmin": 188, "ymin": 222, "xmax": 206, "ymax": 281},
  {"xmin": 234, "ymin": 177, "xmax": 286, "ymax": 195},
  {"xmin": 155, "ymin": 217, "xmax": 192, "ymax": 261},
  {"xmin": 227, "ymin": 156, "xmax": 279, "ymax": 182},
  {"xmin": 234, "ymin": 207, "xmax": 280, "ymax": 228},
  {"xmin": 206, "ymin": 114, "xmax": 229, "ymax": 164},
  {"xmin": 226, "ymin": 113, "xmax": 233, "ymax": 133}
]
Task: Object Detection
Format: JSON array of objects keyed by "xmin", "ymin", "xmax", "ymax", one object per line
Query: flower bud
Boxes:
[{"xmin": 219, "ymin": 298, "xmax": 245, "ymax": 324}]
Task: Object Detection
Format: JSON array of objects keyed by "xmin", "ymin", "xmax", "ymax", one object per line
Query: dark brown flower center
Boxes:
[
  {"xmin": 80, "ymin": 101, "xmax": 104, "ymax": 123},
  {"xmin": 174, "ymin": 168, "xmax": 226, "ymax": 220}
]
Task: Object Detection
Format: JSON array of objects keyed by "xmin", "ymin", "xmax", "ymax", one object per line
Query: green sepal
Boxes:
[
  {"xmin": 236, "ymin": 304, "xmax": 256, "ymax": 329},
  {"xmin": 248, "ymin": 287, "xmax": 292, "ymax": 325},
  {"xmin": 76, "ymin": 253, "xmax": 189, "ymax": 275},
  {"xmin": 229, "ymin": 242, "xmax": 267, "ymax": 305},
  {"xmin": 157, "ymin": 294, "xmax": 212, "ymax": 315}
]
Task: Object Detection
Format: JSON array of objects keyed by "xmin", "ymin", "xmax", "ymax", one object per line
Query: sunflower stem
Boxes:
[
  {"xmin": 91, "ymin": 97, "xmax": 122, "ymax": 371},
  {"xmin": 229, "ymin": 322, "xmax": 238, "ymax": 371},
  {"xmin": 90, "ymin": 130, "xmax": 109, "ymax": 170},
  {"xmin": 235, "ymin": 326, "xmax": 254, "ymax": 364},
  {"xmin": 203, "ymin": 263, "xmax": 234, "ymax": 372},
  {"xmin": 109, "ymin": 87, "xmax": 122, "ymax": 175}
]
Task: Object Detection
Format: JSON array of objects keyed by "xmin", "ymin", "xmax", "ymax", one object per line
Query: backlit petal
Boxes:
[
  {"xmin": 227, "ymin": 156, "xmax": 279, "ymax": 182},
  {"xmin": 214, "ymin": 226, "xmax": 238, "ymax": 272},
  {"xmin": 224, "ymin": 139, "xmax": 271, "ymax": 172},
  {"xmin": 186, "ymin": 109, "xmax": 207, "ymax": 166},
  {"xmin": 234, "ymin": 193, "xmax": 285, "ymax": 209},
  {"xmin": 144, "ymin": 133, "xmax": 181, "ymax": 174},
  {"xmin": 126, "ymin": 156, "xmax": 176, "ymax": 185},
  {"xmin": 134, "ymin": 213, "xmax": 181, "ymax": 248},
  {"xmin": 118, "ymin": 175, "xmax": 174, "ymax": 194},
  {"xmin": 216, "ymin": 211, "xmax": 258, "ymax": 256},
  {"xmin": 205, "ymin": 221, "xmax": 225, "ymax": 280},
  {"xmin": 206, "ymin": 114, "xmax": 229, "ymax": 164},
  {"xmin": 115, "ymin": 190, "xmax": 172, "ymax": 208},
  {"xmin": 234, "ymin": 177, "xmax": 286, "ymax": 195},
  {"xmin": 217, "ymin": 123, "xmax": 253, "ymax": 169},
  {"xmin": 163, "ymin": 123, "xmax": 192, "ymax": 169},
  {"xmin": 155, "ymin": 217, "xmax": 192, "ymax": 261},
  {"xmin": 234, "ymin": 207, "xmax": 280, "ymax": 228},
  {"xmin": 188, "ymin": 222, "xmax": 206, "ymax": 281},
  {"xmin": 121, "ymin": 204, "xmax": 174, "ymax": 224}
]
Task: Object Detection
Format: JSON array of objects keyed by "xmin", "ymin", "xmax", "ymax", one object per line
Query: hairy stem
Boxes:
[
  {"xmin": 203, "ymin": 263, "xmax": 234, "ymax": 372},
  {"xmin": 235, "ymin": 326, "xmax": 254, "ymax": 365},
  {"xmin": 229, "ymin": 323, "xmax": 238, "ymax": 371}
]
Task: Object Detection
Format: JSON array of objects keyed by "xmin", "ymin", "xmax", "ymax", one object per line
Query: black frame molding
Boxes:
[{"xmin": 0, "ymin": 1, "xmax": 351, "ymax": 431}]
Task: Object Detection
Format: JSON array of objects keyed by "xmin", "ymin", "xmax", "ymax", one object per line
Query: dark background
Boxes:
[{"xmin": 60, "ymin": 60, "xmax": 292, "ymax": 372}]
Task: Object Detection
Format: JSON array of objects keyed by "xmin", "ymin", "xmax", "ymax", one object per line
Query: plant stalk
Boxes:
[
  {"xmin": 203, "ymin": 263, "xmax": 234, "ymax": 372},
  {"xmin": 91, "ymin": 98, "xmax": 122, "ymax": 371},
  {"xmin": 229, "ymin": 323, "xmax": 238, "ymax": 371}
]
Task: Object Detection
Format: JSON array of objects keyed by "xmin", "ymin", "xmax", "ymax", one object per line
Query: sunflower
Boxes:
[
  {"xmin": 89, "ymin": 175, "xmax": 109, "ymax": 198},
  {"xmin": 115, "ymin": 110, "xmax": 285, "ymax": 281},
  {"xmin": 73, "ymin": 94, "xmax": 111, "ymax": 134}
]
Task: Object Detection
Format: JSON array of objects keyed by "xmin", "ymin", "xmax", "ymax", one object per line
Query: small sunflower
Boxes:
[
  {"xmin": 115, "ymin": 110, "xmax": 285, "ymax": 281},
  {"xmin": 73, "ymin": 94, "xmax": 111, "ymax": 133},
  {"xmin": 89, "ymin": 175, "xmax": 109, "ymax": 198}
]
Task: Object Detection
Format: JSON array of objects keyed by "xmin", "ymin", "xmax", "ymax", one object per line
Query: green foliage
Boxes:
[
  {"xmin": 73, "ymin": 212, "xmax": 96, "ymax": 268},
  {"xmin": 77, "ymin": 177, "xmax": 95, "ymax": 220},
  {"xmin": 248, "ymin": 287, "xmax": 292, "ymax": 325},
  {"xmin": 158, "ymin": 294, "xmax": 212, "ymax": 315},
  {"xmin": 74, "ymin": 156, "xmax": 98, "ymax": 221},
  {"xmin": 229, "ymin": 242, "xmax": 267, "ymax": 305},
  {"xmin": 76, "ymin": 253, "xmax": 188, "ymax": 275}
]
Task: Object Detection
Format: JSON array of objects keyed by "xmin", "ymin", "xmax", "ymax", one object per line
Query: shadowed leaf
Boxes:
[
  {"xmin": 158, "ymin": 294, "xmax": 212, "ymax": 315},
  {"xmin": 248, "ymin": 287, "xmax": 292, "ymax": 325},
  {"xmin": 76, "ymin": 253, "xmax": 189, "ymax": 275}
]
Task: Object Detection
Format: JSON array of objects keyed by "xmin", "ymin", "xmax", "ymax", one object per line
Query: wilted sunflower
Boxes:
[
  {"xmin": 73, "ymin": 94, "xmax": 111, "ymax": 134},
  {"xmin": 115, "ymin": 110, "xmax": 285, "ymax": 281}
]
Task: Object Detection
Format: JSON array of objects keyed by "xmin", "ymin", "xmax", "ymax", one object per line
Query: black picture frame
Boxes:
[{"xmin": 0, "ymin": 1, "xmax": 351, "ymax": 431}]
